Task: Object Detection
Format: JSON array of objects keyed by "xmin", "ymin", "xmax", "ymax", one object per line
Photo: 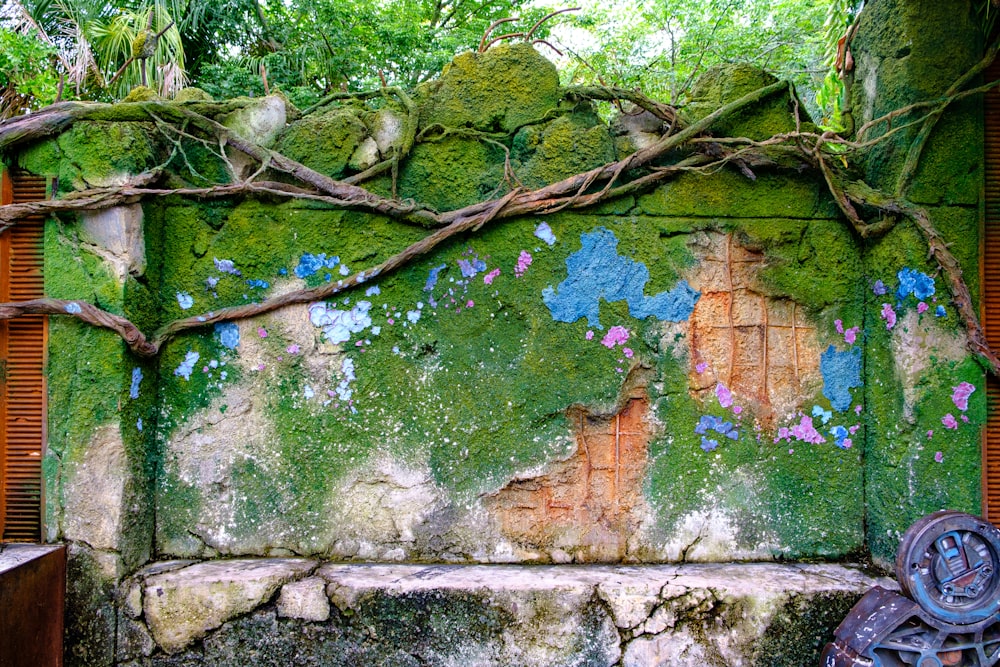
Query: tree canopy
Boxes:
[{"xmin": 0, "ymin": 0, "xmax": 862, "ymax": 121}]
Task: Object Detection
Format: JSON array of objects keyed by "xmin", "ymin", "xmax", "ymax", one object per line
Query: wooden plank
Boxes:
[{"xmin": 0, "ymin": 171, "xmax": 47, "ymax": 542}]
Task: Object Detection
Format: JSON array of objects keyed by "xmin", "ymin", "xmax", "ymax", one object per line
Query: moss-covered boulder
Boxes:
[
  {"xmin": 274, "ymin": 108, "xmax": 367, "ymax": 179},
  {"xmin": 419, "ymin": 42, "xmax": 561, "ymax": 134},
  {"xmin": 683, "ymin": 64, "xmax": 800, "ymax": 141},
  {"xmin": 122, "ymin": 85, "xmax": 161, "ymax": 103},
  {"xmin": 397, "ymin": 135, "xmax": 505, "ymax": 211},
  {"xmin": 174, "ymin": 87, "xmax": 214, "ymax": 102},
  {"xmin": 512, "ymin": 106, "xmax": 616, "ymax": 188}
]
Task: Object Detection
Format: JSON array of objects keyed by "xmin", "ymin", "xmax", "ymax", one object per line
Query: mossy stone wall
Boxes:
[
  {"xmin": 850, "ymin": 0, "xmax": 985, "ymax": 563},
  {"xmin": 0, "ymin": 10, "xmax": 987, "ymax": 664}
]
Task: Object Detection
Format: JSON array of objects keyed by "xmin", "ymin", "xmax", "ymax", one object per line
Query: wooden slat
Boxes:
[
  {"xmin": 0, "ymin": 170, "xmax": 47, "ymax": 542},
  {"xmin": 983, "ymin": 59, "xmax": 1000, "ymax": 524}
]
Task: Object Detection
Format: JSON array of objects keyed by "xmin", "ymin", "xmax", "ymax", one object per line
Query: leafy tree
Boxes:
[
  {"xmin": 0, "ymin": 28, "xmax": 59, "ymax": 117},
  {"xmin": 546, "ymin": 0, "xmax": 841, "ymax": 119}
]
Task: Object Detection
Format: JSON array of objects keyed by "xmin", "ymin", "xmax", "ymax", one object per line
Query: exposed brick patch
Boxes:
[
  {"xmin": 486, "ymin": 389, "xmax": 650, "ymax": 562},
  {"xmin": 687, "ymin": 232, "xmax": 821, "ymax": 421}
]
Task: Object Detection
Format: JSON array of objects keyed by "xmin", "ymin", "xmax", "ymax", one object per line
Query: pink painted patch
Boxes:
[
  {"xmin": 855, "ymin": 405, "xmax": 862, "ymax": 415},
  {"xmin": 841, "ymin": 438, "xmax": 853, "ymax": 449},
  {"xmin": 790, "ymin": 415, "xmax": 825, "ymax": 444},
  {"xmin": 601, "ymin": 326, "xmax": 629, "ymax": 348},
  {"xmin": 716, "ymin": 383, "xmax": 733, "ymax": 408},
  {"xmin": 467, "ymin": 300, "xmax": 474, "ymax": 308},
  {"xmin": 952, "ymin": 381, "xmax": 976, "ymax": 411},
  {"xmin": 942, "ymin": 413, "xmax": 959, "ymax": 430},
  {"xmin": 962, "ymin": 414, "xmax": 969, "ymax": 423},
  {"xmin": 585, "ymin": 330, "xmax": 594, "ymax": 340},
  {"xmin": 484, "ymin": 268, "xmax": 500, "ymax": 285},
  {"xmin": 258, "ymin": 327, "xmax": 268, "ymax": 338},
  {"xmin": 880, "ymin": 303, "xmax": 897, "ymax": 330},
  {"xmin": 695, "ymin": 361, "xmax": 707, "ymax": 374},
  {"xmin": 514, "ymin": 250, "xmax": 532, "ymax": 278},
  {"xmin": 835, "ymin": 319, "xmax": 844, "ymax": 334},
  {"xmin": 256, "ymin": 363, "xmax": 265, "ymax": 371},
  {"xmin": 844, "ymin": 327, "xmax": 859, "ymax": 344},
  {"xmin": 287, "ymin": 344, "xmax": 300, "ymax": 354},
  {"xmin": 927, "ymin": 430, "xmax": 934, "ymax": 439},
  {"xmin": 623, "ymin": 347, "xmax": 634, "ymax": 359},
  {"xmin": 917, "ymin": 301, "xmax": 929, "ymax": 314},
  {"xmin": 387, "ymin": 318, "xmax": 395, "ymax": 325},
  {"xmin": 733, "ymin": 405, "xmax": 743, "ymax": 415},
  {"xmin": 935, "ymin": 451, "xmax": 944, "ymax": 463}
]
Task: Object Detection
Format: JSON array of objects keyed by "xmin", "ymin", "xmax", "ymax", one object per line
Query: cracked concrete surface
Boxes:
[{"xmin": 117, "ymin": 560, "xmax": 892, "ymax": 665}]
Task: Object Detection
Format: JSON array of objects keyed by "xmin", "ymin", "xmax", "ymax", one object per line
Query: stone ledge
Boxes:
[{"xmin": 120, "ymin": 560, "xmax": 894, "ymax": 666}]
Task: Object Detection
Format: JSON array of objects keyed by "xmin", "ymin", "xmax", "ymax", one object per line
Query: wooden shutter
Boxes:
[
  {"xmin": 983, "ymin": 60, "xmax": 1000, "ymax": 524},
  {"xmin": 0, "ymin": 170, "xmax": 47, "ymax": 542}
]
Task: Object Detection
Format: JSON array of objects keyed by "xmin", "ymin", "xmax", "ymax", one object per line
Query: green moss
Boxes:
[
  {"xmin": 637, "ymin": 169, "xmax": 839, "ymax": 219},
  {"xmin": 644, "ymin": 350, "xmax": 864, "ymax": 559},
  {"xmin": 743, "ymin": 217, "xmax": 863, "ymax": 314},
  {"xmin": 54, "ymin": 121, "xmax": 160, "ymax": 190},
  {"xmin": 397, "ymin": 135, "xmax": 505, "ymax": 212},
  {"xmin": 684, "ymin": 64, "xmax": 801, "ymax": 141},
  {"xmin": 16, "ymin": 138, "xmax": 61, "ymax": 177},
  {"xmin": 174, "ymin": 87, "xmax": 214, "ymax": 102},
  {"xmin": 419, "ymin": 43, "xmax": 561, "ymax": 134},
  {"xmin": 850, "ymin": 0, "xmax": 981, "ymax": 198},
  {"xmin": 862, "ymin": 215, "xmax": 985, "ymax": 563},
  {"xmin": 930, "ymin": 206, "xmax": 980, "ymax": 307},
  {"xmin": 751, "ymin": 592, "xmax": 862, "ymax": 667},
  {"xmin": 274, "ymin": 108, "xmax": 366, "ymax": 179},
  {"xmin": 122, "ymin": 85, "xmax": 161, "ymax": 102},
  {"xmin": 512, "ymin": 106, "xmax": 616, "ymax": 188}
]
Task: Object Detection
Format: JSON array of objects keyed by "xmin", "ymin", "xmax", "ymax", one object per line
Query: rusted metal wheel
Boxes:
[{"xmin": 896, "ymin": 510, "xmax": 1000, "ymax": 625}]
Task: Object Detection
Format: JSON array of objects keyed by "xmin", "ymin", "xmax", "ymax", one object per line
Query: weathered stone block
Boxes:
[
  {"xmin": 419, "ymin": 43, "xmax": 561, "ymax": 134},
  {"xmin": 143, "ymin": 559, "xmax": 316, "ymax": 654},
  {"xmin": 276, "ymin": 576, "xmax": 330, "ymax": 622}
]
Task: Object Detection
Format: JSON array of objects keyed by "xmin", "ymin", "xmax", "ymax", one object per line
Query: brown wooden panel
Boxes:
[
  {"xmin": 0, "ymin": 544, "xmax": 66, "ymax": 666},
  {"xmin": 0, "ymin": 170, "xmax": 47, "ymax": 542},
  {"xmin": 983, "ymin": 60, "xmax": 1000, "ymax": 524}
]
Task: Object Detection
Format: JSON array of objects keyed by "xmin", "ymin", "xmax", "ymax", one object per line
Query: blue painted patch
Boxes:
[
  {"xmin": 936, "ymin": 305, "xmax": 947, "ymax": 317},
  {"xmin": 295, "ymin": 253, "xmax": 339, "ymax": 278},
  {"xmin": 534, "ymin": 222, "xmax": 557, "ymax": 246},
  {"xmin": 811, "ymin": 405, "xmax": 832, "ymax": 425},
  {"xmin": 215, "ymin": 322, "xmax": 240, "ymax": 349},
  {"xmin": 65, "ymin": 302, "xmax": 81, "ymax": 314},
  {"xmin": 174, "ymin": 350, "xmax": 200, "ymax": 381},
  {"xmin": 245, "ymin": 279, "xmax": 270, "ymax": 289},
  {"xmin": 830, "ymin": 425, "xmax": 850, "ymax": 448},
  {"xmin": 820, "ymin": 345, "xmax": 862, "ymax": 412},
  {"xmin": 542, "ymin": 227, "xmax": 700, "ymax": 328},
  {"xmin": 176, "ymin": 292, "xmax": 194, "ymax": 309},
  {"xmin": 897, "ymin": 268, "xmax": 935, "ymax": 301},
  {"xmin": 458, "ymin": 258, "xmax": 487, "ymax": 278},
  {"xmin": 309, "ymin": 301, "xmax": 372, "ymax": 344},
  {"xmin": 214, "ymin": 258, "xmax": 241, "ymax": 275},
  {"xmin": 694, "ymin": 415, "xmax": 739, "ymax": 441},
  {"xmin": 137, "ymin": 418, "xmax": 143, "ymax": 432},
  {"xmin": 424, "ymin": 264, "xmax": 447, "ymax": 292},
  {"xmin": 700, "ymin": 437, "xmax": 719, "ymax": 452},
  {"xmin": 129, "ymin": 367, "xmax": 143, "ymax": 399}
]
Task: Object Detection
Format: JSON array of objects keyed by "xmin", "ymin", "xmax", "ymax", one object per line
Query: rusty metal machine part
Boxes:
[
  {"xmin": 822, "ymin": 512, "xmax": 1000, "ymax": 667},
  {"xmin": 896, "ymin": 511, "xmax": 1000, "ymax": 625}
]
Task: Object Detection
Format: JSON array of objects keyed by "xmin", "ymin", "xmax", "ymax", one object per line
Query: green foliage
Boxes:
[
  {"xmin": 0, "ymin": 28, "xmax": 59, "ymax": 117},
  {"xmin": 546, "ymin": 0, "xmax": 835, "ymax": 118}
]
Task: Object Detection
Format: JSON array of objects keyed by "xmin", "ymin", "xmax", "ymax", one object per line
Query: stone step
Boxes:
[{"xmin": 121, "ymin": 560, "xmax": 894, "ymax": 667}]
